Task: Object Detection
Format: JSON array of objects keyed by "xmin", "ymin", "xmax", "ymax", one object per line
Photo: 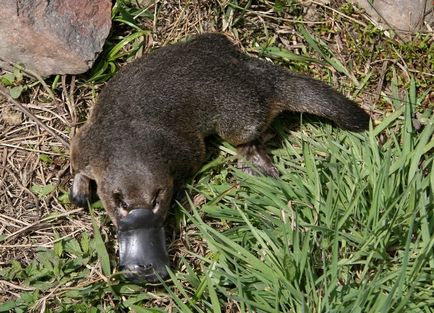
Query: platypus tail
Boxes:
[
  {"xmin": 248, "ymin": 58, "xmax": 370, "ymax": 132},
  {"xmin": 279, "ymin": 71, "xmax": 369, "ymax": 131}
]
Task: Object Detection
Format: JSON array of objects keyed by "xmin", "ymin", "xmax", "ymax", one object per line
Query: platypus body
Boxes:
[{"xmin": 70, "ymin": 33, "xmax": 369, "ymax": 283}]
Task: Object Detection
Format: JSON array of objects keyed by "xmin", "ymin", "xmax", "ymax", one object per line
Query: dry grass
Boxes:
[{"xmin": 0, "ymin": 0, "xmax": 433, "ymax": 311}]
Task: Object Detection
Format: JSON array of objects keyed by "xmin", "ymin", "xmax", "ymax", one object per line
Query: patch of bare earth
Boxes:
[{"xmin": 0, "ymin": 78, "xmax": 95, "ymax": 299}]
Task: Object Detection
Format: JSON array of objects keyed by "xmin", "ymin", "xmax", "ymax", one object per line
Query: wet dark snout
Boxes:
[{"xmin": 118, "ymin": 209, "xmax": 169, "ymax": 283}]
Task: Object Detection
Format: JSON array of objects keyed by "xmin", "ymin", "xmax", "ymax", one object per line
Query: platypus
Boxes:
[{"xmin": 70, "ymin": 33, "xmax": 369, "ymax": 283}]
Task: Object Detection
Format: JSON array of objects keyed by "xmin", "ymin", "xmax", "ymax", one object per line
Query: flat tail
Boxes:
[
  {"xmin": 278, "ymin": 72, "xmax": 370, "ymax": 132},
  {"xmin": 247, "ymin": 58, "xmax": 370, "ymax": 132}
]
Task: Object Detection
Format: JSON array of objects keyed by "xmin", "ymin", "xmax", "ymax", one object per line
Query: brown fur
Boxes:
[{"xmin": 70, "ymin": 33, "xmax": 369, "ymax": 227}]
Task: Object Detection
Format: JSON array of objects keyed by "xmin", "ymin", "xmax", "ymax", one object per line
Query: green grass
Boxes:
[
  {"xmin": 163, "ymin": 77, "xmax": 433, "ymax": 312},
  {"xmin": 0, "ymin": 0, "xmax": 433, "ymax": 312}
]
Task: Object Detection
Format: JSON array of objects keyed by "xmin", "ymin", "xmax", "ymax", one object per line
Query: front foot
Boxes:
[
  {"xmin": 70, "ymin": 173, "xmax": 94, "ymax": 207},
  {"xmin": 237, "ymin": 142, "xmax": 279, "ymax": 177}
]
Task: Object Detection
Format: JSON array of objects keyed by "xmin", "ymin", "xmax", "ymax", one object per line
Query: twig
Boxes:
[
  {"xmin": 0, "ymin": 165, "xmax": 40, "ymax": 209},
  {"xmin": 0, "ymin": 86, "xmax": 70, "ymax": 148},
  {"xmin": 307, "ymin": 0, "xmax": 367, "ymax": 27},
  {"xmin": 0, "ymin": 280, "xmax": 36, "ymax": 291},
  {"xmin": 2, "ymin": 208, "xmax": 84, "ymax": 243},
  {"xmin": 0, "ymin": 57, "xmax": 56, "ymax": 100},
  {"xmin": 374, "ymin": 60, "xmax": 389, "ymax": 104},
  {"xmin": 227, "ymin": 1, "xmax": 328, "ymax": 25},
  {"xmin": 0, "ymin": 143, "xmax": 66, "ymax": 155}
]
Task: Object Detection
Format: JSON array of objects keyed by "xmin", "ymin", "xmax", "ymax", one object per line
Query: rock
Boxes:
[
  {"xmin": 0, "ymin": 0, "xmax": 112, "ymax": 76},
  {"xmin": 350, "ymin": 0, "xmax": 433, "ymax": 39}
]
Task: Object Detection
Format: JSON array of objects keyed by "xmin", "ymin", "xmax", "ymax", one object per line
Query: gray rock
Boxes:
[
  {"xmin": 0, "ymin": 0, "xmax": 112, "ymax": 76},
  {"xmin": 351, "ymin": 0, "xmax": 433, "ymax": 39}
]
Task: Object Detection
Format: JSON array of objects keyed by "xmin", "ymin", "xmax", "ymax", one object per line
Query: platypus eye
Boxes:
[
  {"xmin": 120, "ymin": 200, "xmax": 128, "ymax": 210},
  {"xmin": 114, "ymin": 192, "xmax": 128, "ymax": 210},
  {"xmin": 151, "ymin": 189, "xmax": 161, "ymax": 208}
]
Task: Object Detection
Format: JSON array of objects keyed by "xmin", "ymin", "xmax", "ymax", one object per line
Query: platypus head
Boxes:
[{"xmin": 102, "ymin": 166, "xmax": 174, "ymax": 283}]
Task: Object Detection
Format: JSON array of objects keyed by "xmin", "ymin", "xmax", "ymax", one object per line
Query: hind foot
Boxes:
[
  {"xmin": 237, "ymin": 142, "xmax": 279, "ymax": 177},
  {"xmin": 70, "ymin": 173, "xmax": 95, "ymax": 207}
]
